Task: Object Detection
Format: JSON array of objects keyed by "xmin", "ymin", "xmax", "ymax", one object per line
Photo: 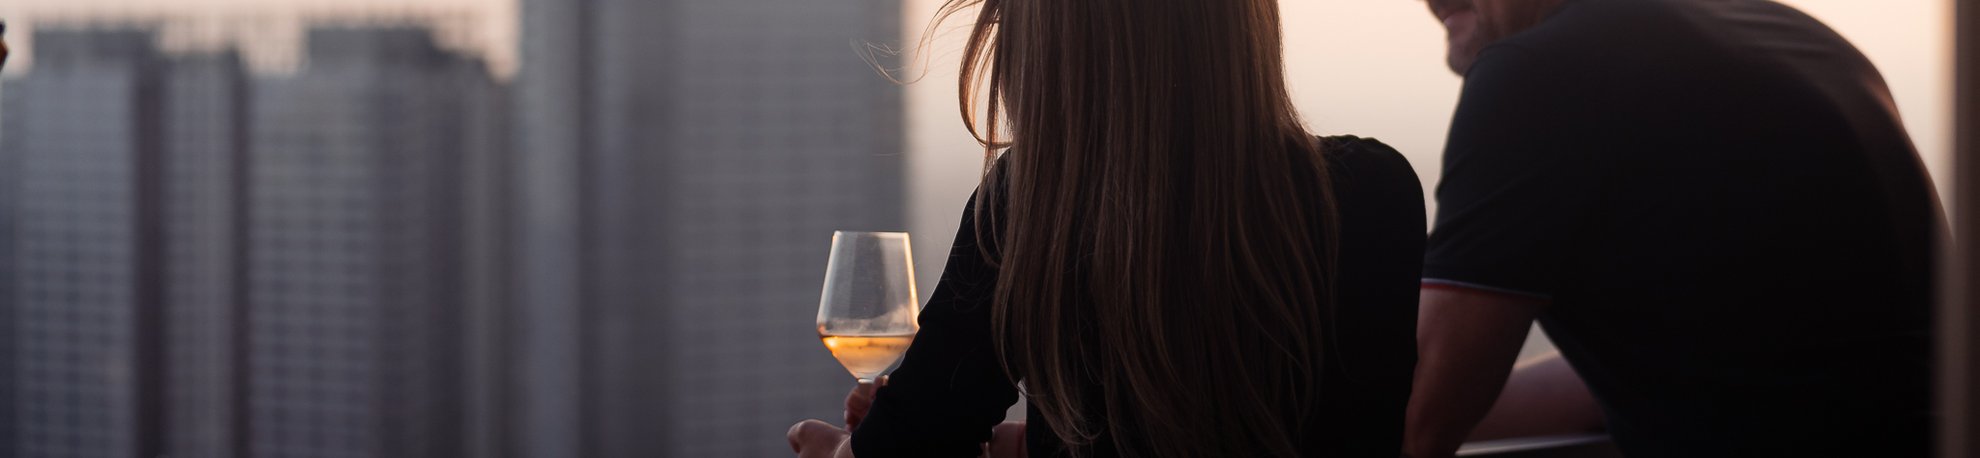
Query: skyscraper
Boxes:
[
  {"xmin": 0, "ymin": 44, "xmax": 16, "ymax": 458},
  {"xmin": 460, "ymin": 41, "xmax": 519, "ymax": 458},
  {"xmin": 0, "ymin": 27, "xmax": 169, "ymax": 458},
  {"xmin": 160, "ymin": 49, "xmax": 252, "ymax": 458},
  {"xmin": 1, "ymin": 21, "xmax": 510, "ymax": 458},
  {"xmin": 246, "ymin": 26, "xmax": 500, "ymax": 458},
  {"xmin": 2, "ymin": 27, "xmax": 262, "ymax": 458},
  {"xmin": 516, "ymin": 0, "xmax": 905, "ymax": 456}
]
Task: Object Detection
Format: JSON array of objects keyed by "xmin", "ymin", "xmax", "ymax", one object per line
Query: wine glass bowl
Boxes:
[{"xmin": 817, "ymin": 231, "xmax": 919, "ymax": 383}]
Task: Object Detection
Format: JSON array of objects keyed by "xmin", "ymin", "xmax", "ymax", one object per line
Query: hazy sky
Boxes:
[{"xmin": 0, "ymin": 0, "xmax": 518, "ymax": 74}]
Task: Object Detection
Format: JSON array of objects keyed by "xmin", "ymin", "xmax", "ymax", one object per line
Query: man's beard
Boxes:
[
  {"xmin": 1452, "ymin": 0, "xmax": 1566, "ymax": 74},
  {"xmin": 1481, "ymin": 0, "xmax": 1562, "ymax": 39}
]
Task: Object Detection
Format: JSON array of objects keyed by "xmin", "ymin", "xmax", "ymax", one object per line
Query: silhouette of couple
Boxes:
[{"xmin": 789, "ymin": 1, "xmax": 1937, "ymax": 456}]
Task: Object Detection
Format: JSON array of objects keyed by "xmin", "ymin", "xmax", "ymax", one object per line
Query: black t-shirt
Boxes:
[
  {"xmin": 1424, "ymin": 0, "xmax": 1938, "ymax": 455},
  {"xmin": 851, "ymin": 137, "xmax": 1425, "ymax": 457}
]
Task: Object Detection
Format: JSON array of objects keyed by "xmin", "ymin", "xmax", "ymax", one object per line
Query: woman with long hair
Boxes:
[{"xmin": 790, "ymin": 0, "xmax": 1424, "ymax": 456}]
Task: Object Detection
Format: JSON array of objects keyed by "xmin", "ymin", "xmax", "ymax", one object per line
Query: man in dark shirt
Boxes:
[{"xmin": 1406, "ymin": 0, "xmax": 1940, "ymax": 457}]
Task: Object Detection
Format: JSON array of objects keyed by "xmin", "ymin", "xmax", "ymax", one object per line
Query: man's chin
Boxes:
[
  {"xmin": 1446, "ymin": 52, "xmax": 1476, "ymax": 75},
  {"xmin": 1443, "ymin": 32, "xmax": 1492, "ymax": 75}
]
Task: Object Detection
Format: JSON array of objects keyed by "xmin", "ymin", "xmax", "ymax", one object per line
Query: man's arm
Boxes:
[
  {"xmin": 1404, "ymin": 287, "xmax": 1545, "ymax": 458},
  {"xmin": 1412, "ymin": 41, "xmax": 1611, "ymax": 457}
]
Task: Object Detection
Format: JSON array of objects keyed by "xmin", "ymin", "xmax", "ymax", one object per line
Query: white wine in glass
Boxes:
[{"xmin": 817, "ymin": 231, "xmax": 919, "ymax": 383}]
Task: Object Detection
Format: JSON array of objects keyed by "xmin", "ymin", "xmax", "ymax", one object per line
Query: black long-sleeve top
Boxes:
[{"xmin": 851, "ymin": 136, "xmax": 1425, "ymax": 457}]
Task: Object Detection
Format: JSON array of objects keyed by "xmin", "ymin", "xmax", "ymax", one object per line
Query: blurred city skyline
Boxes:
[
  {"xmin": 2, "ymin": 22, "xmax": 513, "ymax": 457},
  {"xmin": 0, "ymin": 0, "xmax": 906, "ymax": 455}
]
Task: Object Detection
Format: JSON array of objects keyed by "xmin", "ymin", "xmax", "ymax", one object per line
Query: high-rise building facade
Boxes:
[
  {"xmin": 160, "ymin": 50, "xmax": 252, "ymax": 458},
  {"xmin": 0, "ymin": 44, "xmax": 16, "ymax": 458},
  {"xmin": 516, "ymin": 0, "xmax": 905, "ymax": 456},
  {"xmin": 459, "ymin": 38, "xmax": 518, "ymax": 458},
  {"xmin": 0, "ymin": 27, "xmax": 169, "ymax": 458},
  {"xmin": 2, "ymin": 27, "xmax": 261, "ymax": 458},
  {"xmin": 246, "ymin": 26, "xmax": 500, "ymax": 458},
  {"xmin": 1, "ymin": 22, "xmax": 509, "ymax": 458}
]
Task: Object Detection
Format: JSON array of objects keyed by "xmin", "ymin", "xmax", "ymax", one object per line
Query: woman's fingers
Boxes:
[
  {"xmin": 843, "ymin": 376, "xmax": 889, "ymax": 430},
  {"xmin": 787, "ymin": 419, "xmax": 849, "ymax": 457},
  {"xmin": 844, "ymin": 383, "xmax": 875, "ymax": 429}
]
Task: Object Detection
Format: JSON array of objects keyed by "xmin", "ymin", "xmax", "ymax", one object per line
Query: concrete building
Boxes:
[
  {"xmin": 246, "ymin": 25, "xmax": 502, "ymax": 458},
  {"xmin": 0, "ymin": 27, "xmax": 169, "ymax": 458},
  {"xmin": 0, "ymin": 23, "xmax": 509, "ymax": 458},
  {"xmin": 516, "ymin": 0, "xmax": 905, "ymax": 455},
  {"xmin": 460, "ymin": 40, "xmax": 518, "ymax": 458},
  {"xmin": 160, "ymin": 50, "xmax": 253, "ymax": 458},
  {"xmin": 1, "ymin": 27, "xmax": 257, "ymax": 458},
  {"xmin": 0, "ymin": 46, "xmax": 14, "ymax": 458}
]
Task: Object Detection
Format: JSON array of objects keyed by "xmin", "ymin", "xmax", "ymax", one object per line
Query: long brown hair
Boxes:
[{"xmin": 936, "ymin": 0, "xmax": 1339, "ymax": 456}]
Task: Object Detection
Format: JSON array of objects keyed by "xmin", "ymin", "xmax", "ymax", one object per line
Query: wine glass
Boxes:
[{"xmin": 817, "ymin": 231, "xmax": 919, "ymax": 383}]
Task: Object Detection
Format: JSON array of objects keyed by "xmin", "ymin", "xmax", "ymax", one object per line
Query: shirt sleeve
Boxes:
[
  {"xmin": 849, "ymin": 192, "xmax": 1019, "ymax": 458},
  {"xmin": 1424, "ymin": 45, "xmax": 1606, "ymax": 299}
]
